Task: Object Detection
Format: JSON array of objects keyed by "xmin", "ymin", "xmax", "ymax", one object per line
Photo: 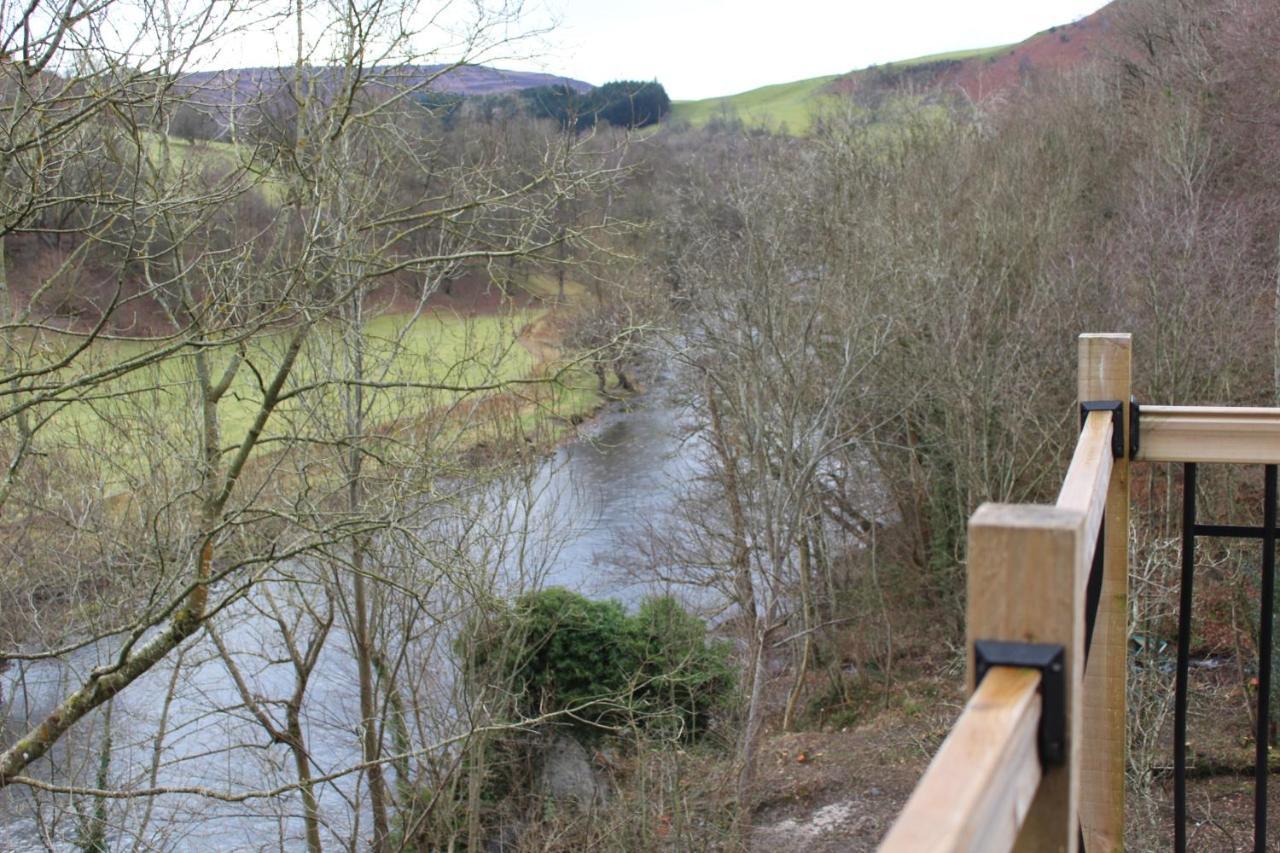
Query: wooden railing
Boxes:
[
  {"xmin": 881, "ymin": 333, "xmax": 1280, "ymax": 852},
  {"xmin": 1136, "ymin": 405, "xmax": 1280, "ymax": 464},
  {"xmin": 880, "ymin": 333, "xmax": 1130, "ymax": 852}
]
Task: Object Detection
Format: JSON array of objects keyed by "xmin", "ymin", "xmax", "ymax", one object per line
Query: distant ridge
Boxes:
[{"xmin": 179, "ymin": 63, "xmax": 594, "ymax": 101}]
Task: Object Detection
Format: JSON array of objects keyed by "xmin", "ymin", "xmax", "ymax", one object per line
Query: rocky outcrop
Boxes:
[{"xmin": 536, "ymin": 732, "xmax": 610, "ymax": 806}]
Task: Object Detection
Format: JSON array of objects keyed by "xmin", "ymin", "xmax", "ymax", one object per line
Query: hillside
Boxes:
[
  {"xmin": 669, "ymin": 2, "xmax": 1118, "ymax": 133},
  {"xmin": 181, "ymin": 64, "xmax": 592, "ymax": 100},
  {"xmin": 668, "ymin": 45, "xmax": 1008, "ymax": 133},
  {"xmin": 830, "ymin": 3, "xmax": 1120, "ymax": 102},
  {"xmin": 668, "ymin": 75, "xmax": 842, "ymax": 133}
]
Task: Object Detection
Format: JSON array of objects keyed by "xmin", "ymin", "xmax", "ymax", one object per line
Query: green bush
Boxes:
[
  {"xmin": 630, "ymin": 596, "xmax": 734, "ymax": 738},
  {"xmin": 509, "ymin": 587, "xmax": 637, "ymax": 724},
  {"xmin": 463, "ymin": 588, "xmax": 732, "ymax": 739}
]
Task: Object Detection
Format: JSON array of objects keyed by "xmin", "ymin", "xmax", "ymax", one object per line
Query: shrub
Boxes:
[
  {"xmin": 509, "ymin": 587, "xmax": 637, "ymax": 726},
  {"xmin": 630, "ymin": 596, "xmax": 734, "ymax": 739},
  {"xmin": 463, "ymin": 588, "xmax": 732, "ymax": 739}
]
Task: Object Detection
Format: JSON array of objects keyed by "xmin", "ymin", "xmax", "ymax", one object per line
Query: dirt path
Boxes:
[{"xmin": 750, "ymin": 675, "xmax": 964, "ymax": 851}]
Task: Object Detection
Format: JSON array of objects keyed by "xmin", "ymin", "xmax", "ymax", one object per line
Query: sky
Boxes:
[
  {"xmin": 179, "ymin": 0, "xmax": 1113, "ymax": 102},
  {"xmin": 532, "ymin": 0, "xmax": 1114, "ymax": 100}
]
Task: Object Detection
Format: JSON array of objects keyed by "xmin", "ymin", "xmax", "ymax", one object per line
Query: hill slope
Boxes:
[
  {"xmin": 831, "ymin": 4, "xmax": 1120, "ymax": 103},
  {"xmin": 669, "ymin": 2, "xmax": 1119, "ymax": 133},
  {"xmin": 668, "ymin": 45, "xmax": 1007, "ymax": 133},
  {"xmin": 181, "ymin": 63, "xmax": 593, "ymax": 103},
  {"xmin": 668, "ymin": 75, "xmax": 842, "ymax": 132}
]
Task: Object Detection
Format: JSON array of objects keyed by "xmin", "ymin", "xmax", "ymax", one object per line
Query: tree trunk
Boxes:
[
  {"xmin": 466, "ymin": 730, "xmax": 488, "ymax": 852},
  {"xmin": 706, "ymin": 383, "xmax": 764, "ymax": 840},
  {"xmin": 595, "ymin": 360, "xmax": 608, "ymax": 395},
  {"xmin": 557, "ymin": 226, "xmax": 566, "ymax": 300},
  {"xmin": 736, "ymin": 624, "xmax": 770, "ymax": 844},
  {"xmin": 78, "ymin": 699, "xmax": 113, "ymax": 852},
  {"xmin": 345, "ymin": 288, "xmax": 390, "ymax": 850},
  {"xmin": 287, "ymin": 702, "xmax": 325, "ymax": 853},
  {"xmin": 783, "ymin": 533, "xmax": 815, "ymax": 732}
]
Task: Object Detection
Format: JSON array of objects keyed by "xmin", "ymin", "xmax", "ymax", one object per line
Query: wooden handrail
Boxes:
[
  {"xmin": 879, "ymin": 501, "xmax": 1090, "ymax": 853},
  {"xmin": 882, "ymin": 334, "xmax": 1131, "ymax": 853},
  {"xmin": 1057, "ymin": 410, "xmax": 1114, "ymax": 558},
  {"xmin": 1076, "ymin": 334, "xmax": 1130, "ymax": 848},
  {"xmin": 964, "ymin": 503, "xmax": 1086, "ymax": 851},
  {"xmin": 879, "ymin": 667, "xmax": 1044, "ymax": 852},
  {"xmin": 1137, "ymin": 405, "xmax": 1280, "ymax": 464}
]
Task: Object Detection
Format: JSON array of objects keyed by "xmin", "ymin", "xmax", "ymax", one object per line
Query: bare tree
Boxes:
[
  {"xmin": 638, "ymin": 137, "xmax": 892, "ymax": 837},
  {"xmin": 0, "ymin": 1, "xmax": 626, "ymax": 848}
]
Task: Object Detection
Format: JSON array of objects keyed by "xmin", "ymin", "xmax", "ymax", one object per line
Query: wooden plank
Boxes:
[
  {"xmin": 967, "ymin": 503, "xmax": 1084, "ymax": 853},
  {"xmin": 1056, "ymin": 410, "xmax": 1114, "ymax": 550},
  {"xmin": 1137, "ymin": 404, "xmax": 1280, "ymax": 464},
  {"xmin": 878, "ymin": 667, "xmax": 1044, "ymax": 853},
  {"xmin": 1077, "ymin": 332, "xmax": 1130, "ymax": 852}
]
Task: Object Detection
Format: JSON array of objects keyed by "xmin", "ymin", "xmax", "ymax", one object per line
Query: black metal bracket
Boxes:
[
  {"xmin": 1129, "ymin": 397, "xmax": 1140, "ymax": 460},
  {"xmin": 974, "ymin": 639, "xmax": 1067, "ymax": 766},
  {"xmin": 1080, "ymin": 399, "xmax": 1125, "ymax": 460}
]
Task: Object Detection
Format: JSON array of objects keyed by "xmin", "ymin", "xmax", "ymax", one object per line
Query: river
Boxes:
[
  {"xmin": 536, "ymin": 379, "xmax": 699, "ymax": 598},
  {"xmin": 0, "ymin": 381, "xmax": 699, "ymax": 851}
]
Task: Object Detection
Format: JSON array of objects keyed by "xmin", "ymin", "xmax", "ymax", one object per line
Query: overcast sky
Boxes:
[{"xmin": 532, "ymin": 0, "xmax": 1113, "ymax": 100}]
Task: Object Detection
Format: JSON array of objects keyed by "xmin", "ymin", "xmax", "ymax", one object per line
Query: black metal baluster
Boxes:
[
  {"xmin": 1255, "ymin": 465, "xmax": 1277, "ymax": 853},
  {"xmin": 1175, "ymin": 462, "xmax": 1197, "ymax": 853},
  {"xmin": 1085, "ymin": 518, "xmax": 1105, "ymax": 668}
]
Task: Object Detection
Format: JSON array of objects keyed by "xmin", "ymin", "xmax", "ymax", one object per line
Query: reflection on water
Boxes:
[{"xmin": 536, "ymin": 381, "xmax": 698, "ymax": 599}]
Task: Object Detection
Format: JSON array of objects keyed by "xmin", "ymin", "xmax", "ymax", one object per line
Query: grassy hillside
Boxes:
[
  {"xmin": 667, "ymin": 44, "xmax": 1010, "ymax": 134},
  {"xmin": 146, "ymin": 133, "xmax": 286, "ymax": 204},
  {"xmin": 875, "ymin": 43, "xmax": 1012, "ymax": 70},
  {"xmin": 39, "ymin": 310, "xmax": 555, "ymax": 485},
  {"xmin": 669, "ymin": 74, "xmax": 842, "ymax": 133}
]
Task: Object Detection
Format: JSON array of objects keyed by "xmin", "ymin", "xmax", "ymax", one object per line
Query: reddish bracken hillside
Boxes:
[
  {"xmin": 948, "ymin": 4, "xmax": 1122, "ymax": 100},
  {"xmin": 831, "ymin": 2, "xmax": 1124, "ymax": 103}
]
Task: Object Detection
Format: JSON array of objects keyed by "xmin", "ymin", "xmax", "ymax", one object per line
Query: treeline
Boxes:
[
  {"xmin": 419, "ymin": 79, "xmax": 670, "ymax": 132},
  {"xmin": 169, "ymin": 77, "xmax": 670, "ymax": 142},
  {"xmin": 518, "ymin": 79, "xmax": 671, "ymax": 130}
]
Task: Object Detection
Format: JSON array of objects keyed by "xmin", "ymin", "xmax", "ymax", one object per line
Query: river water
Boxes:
[
  {"xmin": 0, "ymin": 381, "xmax": 699, "ymax": 851},
  {"xmin": 537, "ymin": 380, "xmax": 699, "ymax": 598}
]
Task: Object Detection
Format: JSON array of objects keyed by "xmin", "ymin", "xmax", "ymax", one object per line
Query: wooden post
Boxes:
[
  {"xmin": 967, "ymin": 504, "xmax": 1085, "ymax": 853},
  {"xmin": 1077, "ymin": 333, "xmax": 1131, "ymax": 851}
]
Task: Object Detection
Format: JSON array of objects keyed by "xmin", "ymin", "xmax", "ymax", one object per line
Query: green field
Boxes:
[
  {"xmin": 145, "ymin": 133, "xmax": 285, "ymax": 204},
  {"xmin": 26, "ymin": 134, "xmax": 606, "ymax": 487},
  {"xmin": 667, "ymin": 43, "xmax": 1010, "ymax": 134},
  {"xmin": 35, "ymin": 309, "xmax": 603, "ymax": 485},
  {"xmin": 521, "ymin": 271, "xmax": 591, "ymax": 301}
]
